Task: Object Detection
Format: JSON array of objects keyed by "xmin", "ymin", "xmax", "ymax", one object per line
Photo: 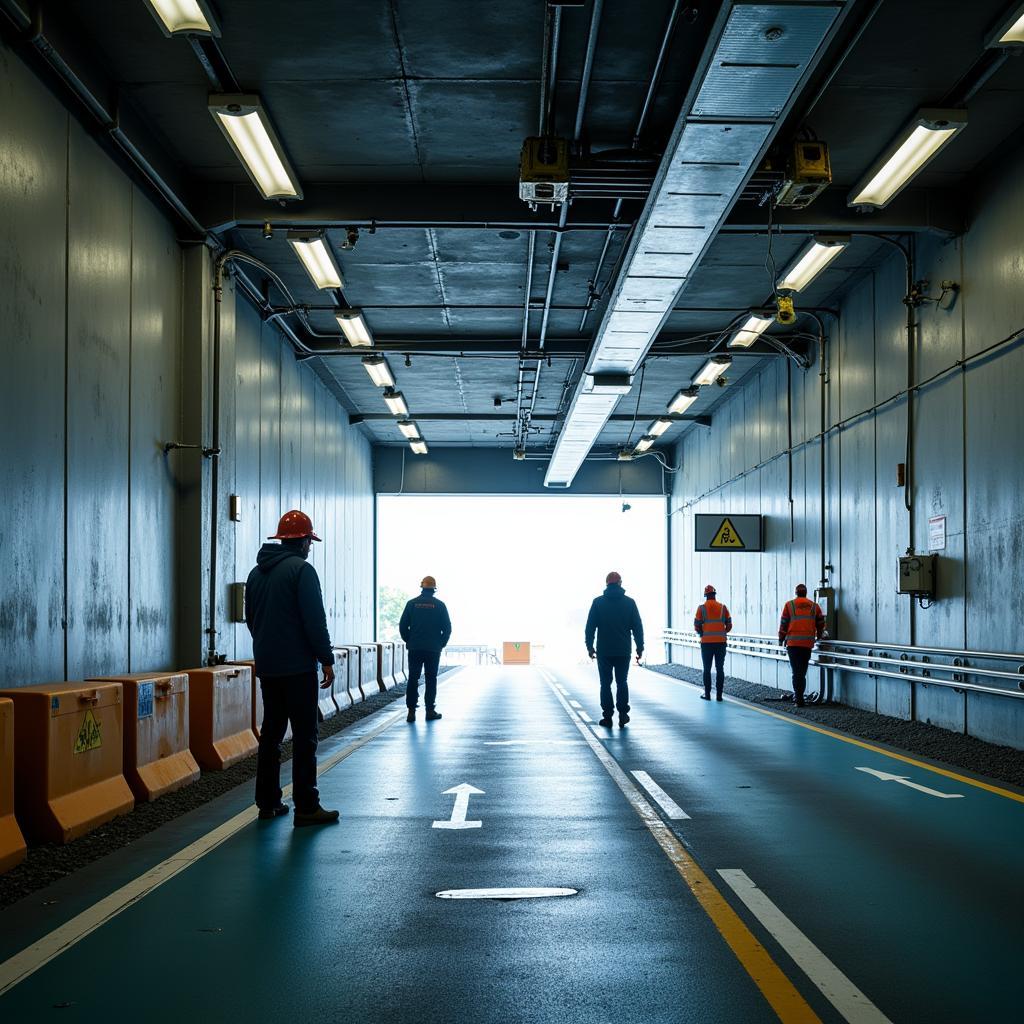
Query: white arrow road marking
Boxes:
[
  {"xmin": 631, "ymin": 771, "xmax": 690, "ymax": 820},
  {"xmin": 717, "ymin": 869, "xmax": 893, "ymax": 1024},
  {"xmin": 855, "ymin": 766, "xmax": 964, "ymax": 799},
  {"xmin": 432, "ymin": 783, "xmax": 484, "ymax": 829}
]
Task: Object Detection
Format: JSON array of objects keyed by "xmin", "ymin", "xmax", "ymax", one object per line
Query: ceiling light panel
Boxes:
[
  {"xmin": 288, "ymin": 231, "xmax": 343, "ymax": 290},
  {"xmin": 634, "ymin": 437, "xmax": 655, "ymax": 453},
  {"xmin": 143, "ymin": 0, "xmax": 220, "ymax": 36},
  {"xmin": 668, "ymin": 388, "xmax": 700, "ymax": 414},
  {"xmin": 545, "ymin": 1, "xmax": 844, "ymax": 488},
  {"xmin": 336, "ymin": 309, "xmax": 373, "ymax": 347},
  {"xmin": 848, "ymin": 109, "xmax": 967, "ymax": 209},
  {"xmin": 208, "ymin": 95, "xmax": 301, "ymax": 200},
  {"xmin": 397, "ymin": 420, "xmax": 420, "ymax": 440},
  {"xmin": 362, "ymin": 356, "xmax": 394, "ymax": 388},
  {"xmin": 729, "ymin": 315, "xmax": 774, "ymax": 349},
  {"xmin": 777, "ymin": 236, "xmax": 849, "ymax": 292},
  {"xmin": 988, "ymin": 4, "xmax": 1024, "ymax": 46},
  {"xmin": 383, "ymin": 389, "xmax": 408, "ymax": 416},
  {"xmin": 410, "ymin": 440, "xmax": 429, "ymax": 455},
  {"xmin": 647, "ymin": 419, "xmax": 674, "ymax": 437},
  {"xmin": 693, "ymin": 356, "xmax": 732, "ymax": 386}
]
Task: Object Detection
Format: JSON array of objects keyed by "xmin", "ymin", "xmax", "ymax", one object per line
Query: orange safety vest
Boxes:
[
  {"xmin": 781, "ymin": 598, "xmax": 821, "ymax": 648},
  {"xmin": 695, "ymin": 600, "xmax": 730, "ymax": 644}
]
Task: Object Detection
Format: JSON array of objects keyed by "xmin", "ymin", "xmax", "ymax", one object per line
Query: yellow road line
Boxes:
[
  {"xmin": 655, "ymin": 670, "xmax": 1024, "ymax": 804},
  {"xmin": 546, "ymin": 680, "xmax": 822, "ymax": 1024}
]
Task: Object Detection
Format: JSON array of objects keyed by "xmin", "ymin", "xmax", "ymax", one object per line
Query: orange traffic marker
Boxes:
[
  {"xmin": 0, "ymin": 698, "xmax": 28, "ymax": 873},
  {"xmin": 185, "ymin": 666, "xmax": 258, "ymax": 770},
  {"xmin": 0, "ymin": 683, "xmax": 134, "ymax": 844}
]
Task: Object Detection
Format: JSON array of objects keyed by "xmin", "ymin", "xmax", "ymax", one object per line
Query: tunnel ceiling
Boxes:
[{"xmin": 17, "ymin": 0, "xmax": 1024, "ymax": 454}]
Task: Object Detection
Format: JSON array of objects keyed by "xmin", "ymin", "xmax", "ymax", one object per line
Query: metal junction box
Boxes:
[{"xmin": 897, "ymin": 554, "xmax": 936, "ymax": 596}]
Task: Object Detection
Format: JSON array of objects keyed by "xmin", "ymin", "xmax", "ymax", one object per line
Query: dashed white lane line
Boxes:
[
  {"xmin": 569, "ymin": 700, "xmax": 583, "ymax": 709},
  {"xmin": 577, "ymin": 709, "xmax": 593, "ymax": 722},
  {"xmin": 556, "ymin": 685, "xmax": 569, "ymax": 695},
  {"xmin": 589, "ymin": 724, "xmax": 611, "ymax": 740},
  {"xmin": 630, "ymin": 771, "xmax": 691, "ymax": 820},
  {"xmin": 717, "ymin": 869, "xmax": 893, "ymax": 1024}
]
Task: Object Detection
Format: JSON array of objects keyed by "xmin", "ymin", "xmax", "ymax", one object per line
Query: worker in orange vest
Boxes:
[
  {"xmin": 778, "ymin": 584, "xmax": 825, "ymax": 707},
  {"xmin": 694, "ymin": 584, "xmax": 732, "ymax": 701}
]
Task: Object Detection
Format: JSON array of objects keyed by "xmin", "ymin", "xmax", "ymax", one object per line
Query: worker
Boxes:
[
  {"xmin": 694, "ymin": 584, "xmax": 731, "ymax": 701},
  {"xmin": 400, "ymin": 576, "xmax": 452, "ymax": 722},
  {"xmin": 778, "ymin": 583, "xmax": 825, "ymax": 707},
  {"xmin": 245, "ymin": 510, "xmax": 340, "ymax": 827},
  {"xmin": 585, "ymin": 571, "xmax": 645, "ymax": 728}
]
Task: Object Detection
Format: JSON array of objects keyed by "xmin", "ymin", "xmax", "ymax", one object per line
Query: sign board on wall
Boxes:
[
  {"xmin": 927, "ymin": 515, "xmax": 946, "ymax": 551},
  {"xmin": 694, "ymin": 514, "xmax": 764, "ymax": 552}
]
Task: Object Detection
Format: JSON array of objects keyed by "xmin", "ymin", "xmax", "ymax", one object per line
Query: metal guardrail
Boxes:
[
  {"xmin": 444, "ymin": 645, "xmax": 500, "ymax": 666},
  {"xmin": 663, "ymin": 629, "xmax": 1024, "ymax": 701}
]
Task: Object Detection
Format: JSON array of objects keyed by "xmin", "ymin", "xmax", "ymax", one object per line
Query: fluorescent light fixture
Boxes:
[
  {"xmin": 667, "ymin": 387, "xmax": 700, "ymax": 415},
  {"xmin": 987, "ymin": 4, "xmax": 1024, "ymax": 45},
  {"xmin": 362, "ymin": 356, "xmax": 395, "ymax": 388},
  {"xmin": 777, "ymin": 235, "xmax": 850, "ymax": 292},
  {"xmin": 647, "ymin": 418, "xmax": 674, "ymax": 438},
  {"xmin": 287, "ymin": 231, "xmax": 343, "ymax": 290},
  {"xmin": 728, "ymin": 315, "xmax": 774, "ymax": 350},
  {"xmin": 336, "ymin": 308, "xmax": 373, "ymax": 347},
  {"xmin": 382, "ymin": 389, "xmax": 408, "ymax": 416},
  {"xmin": 634, "ymin": 436, "xmax": 655, "ymax": 453},
  {"xmin": 410, "ymin": 440, "xmax": 429, "ymax": 455},
  {"xmin": 208, "ymin": 95, "xmax": 301, "ymax": 200},
  {"xmin": 693, "ymin": 355, "xmax": 732, "ymax": 386},
  {"xmin": 142, "ymin": 0, "xmax": 220, "ymax": 36},
  {"xmin": 397, "ymin": 420, "xmax": 420, "ymax": 440},
  {"xmin": 848, "ymin": 109, "xmax": 967, "ymax": 209}
]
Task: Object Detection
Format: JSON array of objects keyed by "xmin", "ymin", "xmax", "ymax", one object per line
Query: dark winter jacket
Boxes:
[
  {"xmin": 585, "ymin": 583, "xmax": 645, "ymax": 658},
  {"xmin": 399, "ymin": 589, "xmax": 452, "ymax": 653},
  {"xmin": 245, "ymin": 543, "xmax": 335, "ymax": 678}
]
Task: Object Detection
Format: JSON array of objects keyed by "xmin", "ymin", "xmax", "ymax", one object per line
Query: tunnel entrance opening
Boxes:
[{"xmin": 377, "ymin": 495, "xmax": 667, "ymax": 666}]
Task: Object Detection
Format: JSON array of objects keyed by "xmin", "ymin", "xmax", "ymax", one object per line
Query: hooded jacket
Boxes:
[
  {"xmin": 399, "ymin": 589, "xmax": 452, "ymax": 653},
  {"xmin": 245, "ymin": 543, "xmax": 335, "ymax": 678},
  {"xmin": 585, "ymin": 583, "xmax": 645, "ymax": 658}
]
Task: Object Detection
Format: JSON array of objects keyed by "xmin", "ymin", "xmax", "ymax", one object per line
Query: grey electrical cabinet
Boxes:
[{"xmin": 897, "ymin": 554, "xmax": 936, "ymax": 596}]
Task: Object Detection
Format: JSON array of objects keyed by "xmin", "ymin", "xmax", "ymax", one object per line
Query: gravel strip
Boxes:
[
  {"xmin": 649, "ymin": 662, "xmax": 1024, "ymax": 790},
  {"xmin": 0, "ymin": 670, "xmax": 456, "ymax": 910}
]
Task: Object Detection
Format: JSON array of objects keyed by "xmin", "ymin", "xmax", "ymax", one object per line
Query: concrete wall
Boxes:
[
  {"xmin": 668, "ymin": 141, "xmax": 1024, "ymax": 750},
  {"xmin": 0, "ymin": 40, "xmax": 373, "ymax": 686}
]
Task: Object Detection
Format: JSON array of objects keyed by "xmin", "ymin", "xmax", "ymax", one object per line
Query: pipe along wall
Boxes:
[
  {"xmin": 0, "ymin": 42, "xmax": 374, "ymax": 687},
  {"xmin": 668, "ymin": 138, "xmax": 1024, "ymax": 750}
]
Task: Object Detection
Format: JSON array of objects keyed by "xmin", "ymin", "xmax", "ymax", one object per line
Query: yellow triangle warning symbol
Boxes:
[
  {"xmin": 73, "ymin": 709, "xmax": 103, "ymax": 754},
  {"xmin": 710, "ymin": 517, "xmax": 745, "ymax": 549}
]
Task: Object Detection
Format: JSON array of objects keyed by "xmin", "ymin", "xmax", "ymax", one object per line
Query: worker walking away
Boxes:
[
  {"xmin": 245, "ymin": 510, "xmax": 340, "ymax": 827},
  {"xmin": 400, "ymin": 576, "xmax": 451, "ymax": 722},
  {"xmin": 585, "ymin": 571, "xmax": 644, "ymax": 728},
  {"xmin": 778, "ymin": 584, "xmax": 825, "ymax": 707},
  {"xmin": 694, "ymin": 584, "xmax": 731, "ymax": 701}
]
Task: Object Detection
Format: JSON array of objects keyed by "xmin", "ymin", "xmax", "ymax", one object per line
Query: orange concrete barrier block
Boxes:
[
  {"xmin": 185, "ymin": 666, "xmax": 258, "ymax": 770},
  {"xmin": 0, "ymin": 683, "xmax": 134, "ymax": 844},
  {"xmin": 89, "ymin": 673, "xmax": 200, "ymax": 802},
  {"xmin": 0, "ymin": 699, "xmax": 28, "ymax": 873},
  {"xmin": 393, "ymin": 641, "xmax": 408, "ymax": 686},
  {"xmin": 333, "ymin": 646, "xmax": 360, "ymax": 708},
  {"xmin": 324, "ymin": 647, "xmax": 350, "ymax": 715},
  {"xmin": 359, "ymin": 643, "xmax": 384, "ymax": 697},
  {"xmin": 377, "ymin": 642, "xmax": 395, "ymax": 691}
]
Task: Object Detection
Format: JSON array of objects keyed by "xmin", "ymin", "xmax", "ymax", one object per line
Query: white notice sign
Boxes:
[{"xmin": 927, "ymin": 515, "xmax": 946, "ymax": 551}]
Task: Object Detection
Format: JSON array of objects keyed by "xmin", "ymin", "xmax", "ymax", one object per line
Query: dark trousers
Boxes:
[
  {"xmin": 597, "ymin": 655, "xmax": 631, "ymax": 718},
  {"xmin": 701, "ymin": 643, "xmax": 727, "ymax": 697},
  {"xmin": 787, "ymin": 646, "xmax": 813, "ymax": 702},
  {"xmin": 407, "ymin": 649, "xmax": 441, "ymax": 709},
  {"xmin": 255, "ymin": 672, "xmax": 320, "ymax": 813}
]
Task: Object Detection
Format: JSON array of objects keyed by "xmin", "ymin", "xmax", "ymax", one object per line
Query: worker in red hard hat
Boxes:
[
  {"xmin": 399, "ymin": 576, "xmax": 452, "ymax": 722},
  {"xmin": 694, "ymin": 584, "xmax": 732, "ymax": 701},
  {"xmin": 778, "ymin": 584, "xmax": 825, "ymax": 708},
  {"xmin": 245, "ymin": 510, "xmax": 339, "ymax": 827},
  {"xmin": 585, "ymin": 571, "xmax": 645, "ymax": 728}
]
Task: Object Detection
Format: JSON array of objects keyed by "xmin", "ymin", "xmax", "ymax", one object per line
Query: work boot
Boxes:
[
  {"xmin": 406, "ymin": 707, "xmax": 416, "ymax": 722},
  {"xmin": 700, "ymin": 693, "xmax": 711, "ymax": 701},
  {"xmin": 794, "ymin": 697, "xmax": 806, "ymax": 708},
  {"xmin": 257, "ymin": 803, "xmax": 289, "ymax": 820},
  {"xmin": 716, "ymin": 691, "xmax": 724, "ymax": 702},
  {"xmin": 426, "ymin": 709, "xmax": 443, "ymax": 721},
  {"xmin": 294, "ymin": 805, "xmax": 340, "ymax": 828},
  {"xmin": 618, "ymin": 713, "xmax": 630, "ymax": 727},
  {"xmin": 599, "ymin": 716, "xmax": 613, "ymax": 727}
]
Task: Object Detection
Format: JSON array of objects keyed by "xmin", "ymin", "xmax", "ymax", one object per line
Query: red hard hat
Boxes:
[
  {"xmin": 704, "ymin": 584, "xmax": 717, "ymax": 596},
  {"xmin": 268, "ymin": 510, "xmax": 321, "ymax": 542}
]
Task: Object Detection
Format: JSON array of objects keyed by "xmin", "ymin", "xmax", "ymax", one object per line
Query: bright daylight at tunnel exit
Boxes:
[{"xmin": 1, "ymin": 1, "xmax": 1023, "ymax": 1022}]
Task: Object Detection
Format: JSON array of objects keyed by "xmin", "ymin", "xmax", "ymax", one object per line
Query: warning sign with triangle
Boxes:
[
  {"xmin": 73, "ymin": 709, "xmax": 103, "ymax": 754},
  {"xmin": 710, "ymin": 517, "xmax": 745, "ymax": 549}
]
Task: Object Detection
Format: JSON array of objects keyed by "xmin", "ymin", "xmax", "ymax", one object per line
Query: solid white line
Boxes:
[
  {"xmin": 0, "ymin": 697, "xmax": 414, "ymax": 995},
  {"xmin": 717, "ymin": 869, "xmax": 893, "ymax": 1024},
  {"xmin": 436, "ymin": 887, "xmax": 577, "ymax": 900},
  {"xmin": 630, "ymin": 771, "xmax": 691, "ymax": 820},
  {"xmin": 569, "ymin": 700, "xmax": 583, "ymax": 709}
]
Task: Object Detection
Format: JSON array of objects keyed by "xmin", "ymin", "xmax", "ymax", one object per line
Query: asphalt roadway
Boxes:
[{"xmin": 1, "ymin": 664, "xmax": 1021, "ymax": 1023}]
